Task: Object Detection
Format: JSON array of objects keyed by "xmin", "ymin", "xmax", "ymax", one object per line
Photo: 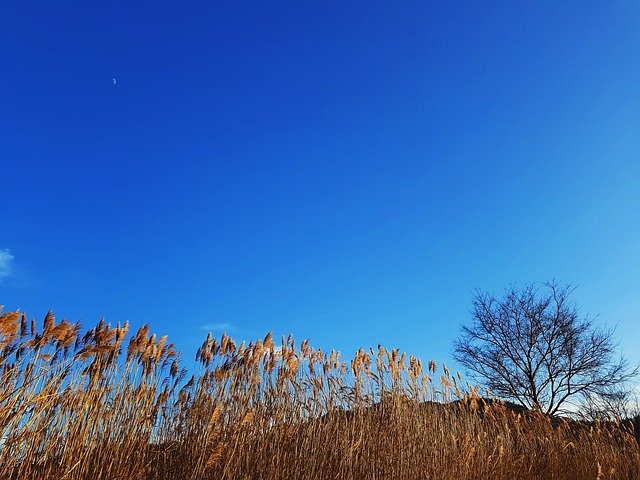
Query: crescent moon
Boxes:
[{"xmin": 112, "ymin": 78, "xmax": 117, "ymax": 85}]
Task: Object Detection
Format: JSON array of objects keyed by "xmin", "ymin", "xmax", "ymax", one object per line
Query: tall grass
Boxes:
[{"xmin": 0, "ymin": 308, "xmax": 638, "ymax": 479}]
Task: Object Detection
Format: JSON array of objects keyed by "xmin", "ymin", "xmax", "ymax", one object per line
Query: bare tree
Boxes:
[
  {"xmin": 580, "ymin": 386, "xmax": 640, "ymax": 421},
  {"xmin": 453, "ymin": 282, "xmax": 638, "ymax": 416}
]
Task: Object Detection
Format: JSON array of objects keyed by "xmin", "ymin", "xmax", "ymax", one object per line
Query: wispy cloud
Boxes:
[
  {"xmin": 0, "ymin": 249, "xmax": 14, "ymax": 282},
  {"xmin": 199, "ymin": 322, "xmax": 236, "ymax": 333}
]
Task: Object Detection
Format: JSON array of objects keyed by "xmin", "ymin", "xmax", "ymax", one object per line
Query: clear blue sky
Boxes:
[{"xmin": 2, "ymin": 1, "xmax": 640, "ymax": 375}]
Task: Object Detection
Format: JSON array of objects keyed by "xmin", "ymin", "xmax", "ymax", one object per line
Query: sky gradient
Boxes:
[{"xmin": 2, "ymin": 1, "xmax": 640, "ymax": 375}]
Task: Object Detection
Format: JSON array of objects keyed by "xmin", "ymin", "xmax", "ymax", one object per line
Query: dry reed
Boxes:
[{"xmin": 0, "ymin": 307, "xmax": 638, "ymax": 479}]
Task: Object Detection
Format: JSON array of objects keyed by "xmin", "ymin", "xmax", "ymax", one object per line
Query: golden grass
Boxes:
[{"xmin": 0, "ymin": 307, "xmax": 638, "ymax": 479}]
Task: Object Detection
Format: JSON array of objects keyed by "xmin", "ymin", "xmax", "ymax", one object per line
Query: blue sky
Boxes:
[{"xmin": 1, "ymin": 1, "xmax": 640, "ymax": 375}]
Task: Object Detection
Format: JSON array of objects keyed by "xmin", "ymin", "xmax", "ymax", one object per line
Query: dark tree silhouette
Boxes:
[{"xmin": 453, "ymin": 282, "xmax": 638, "ymax": 416}]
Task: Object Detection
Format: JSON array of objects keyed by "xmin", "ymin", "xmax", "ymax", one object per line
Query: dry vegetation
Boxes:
[{"xmin": 0, "ymin": 308, "xmax": 639, "ymax": 479}]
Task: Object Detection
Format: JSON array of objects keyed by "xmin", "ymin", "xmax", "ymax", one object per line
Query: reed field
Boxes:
[{"xmin": 0, "ymin": 307, "xmax": 638, "ymax": 480}]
